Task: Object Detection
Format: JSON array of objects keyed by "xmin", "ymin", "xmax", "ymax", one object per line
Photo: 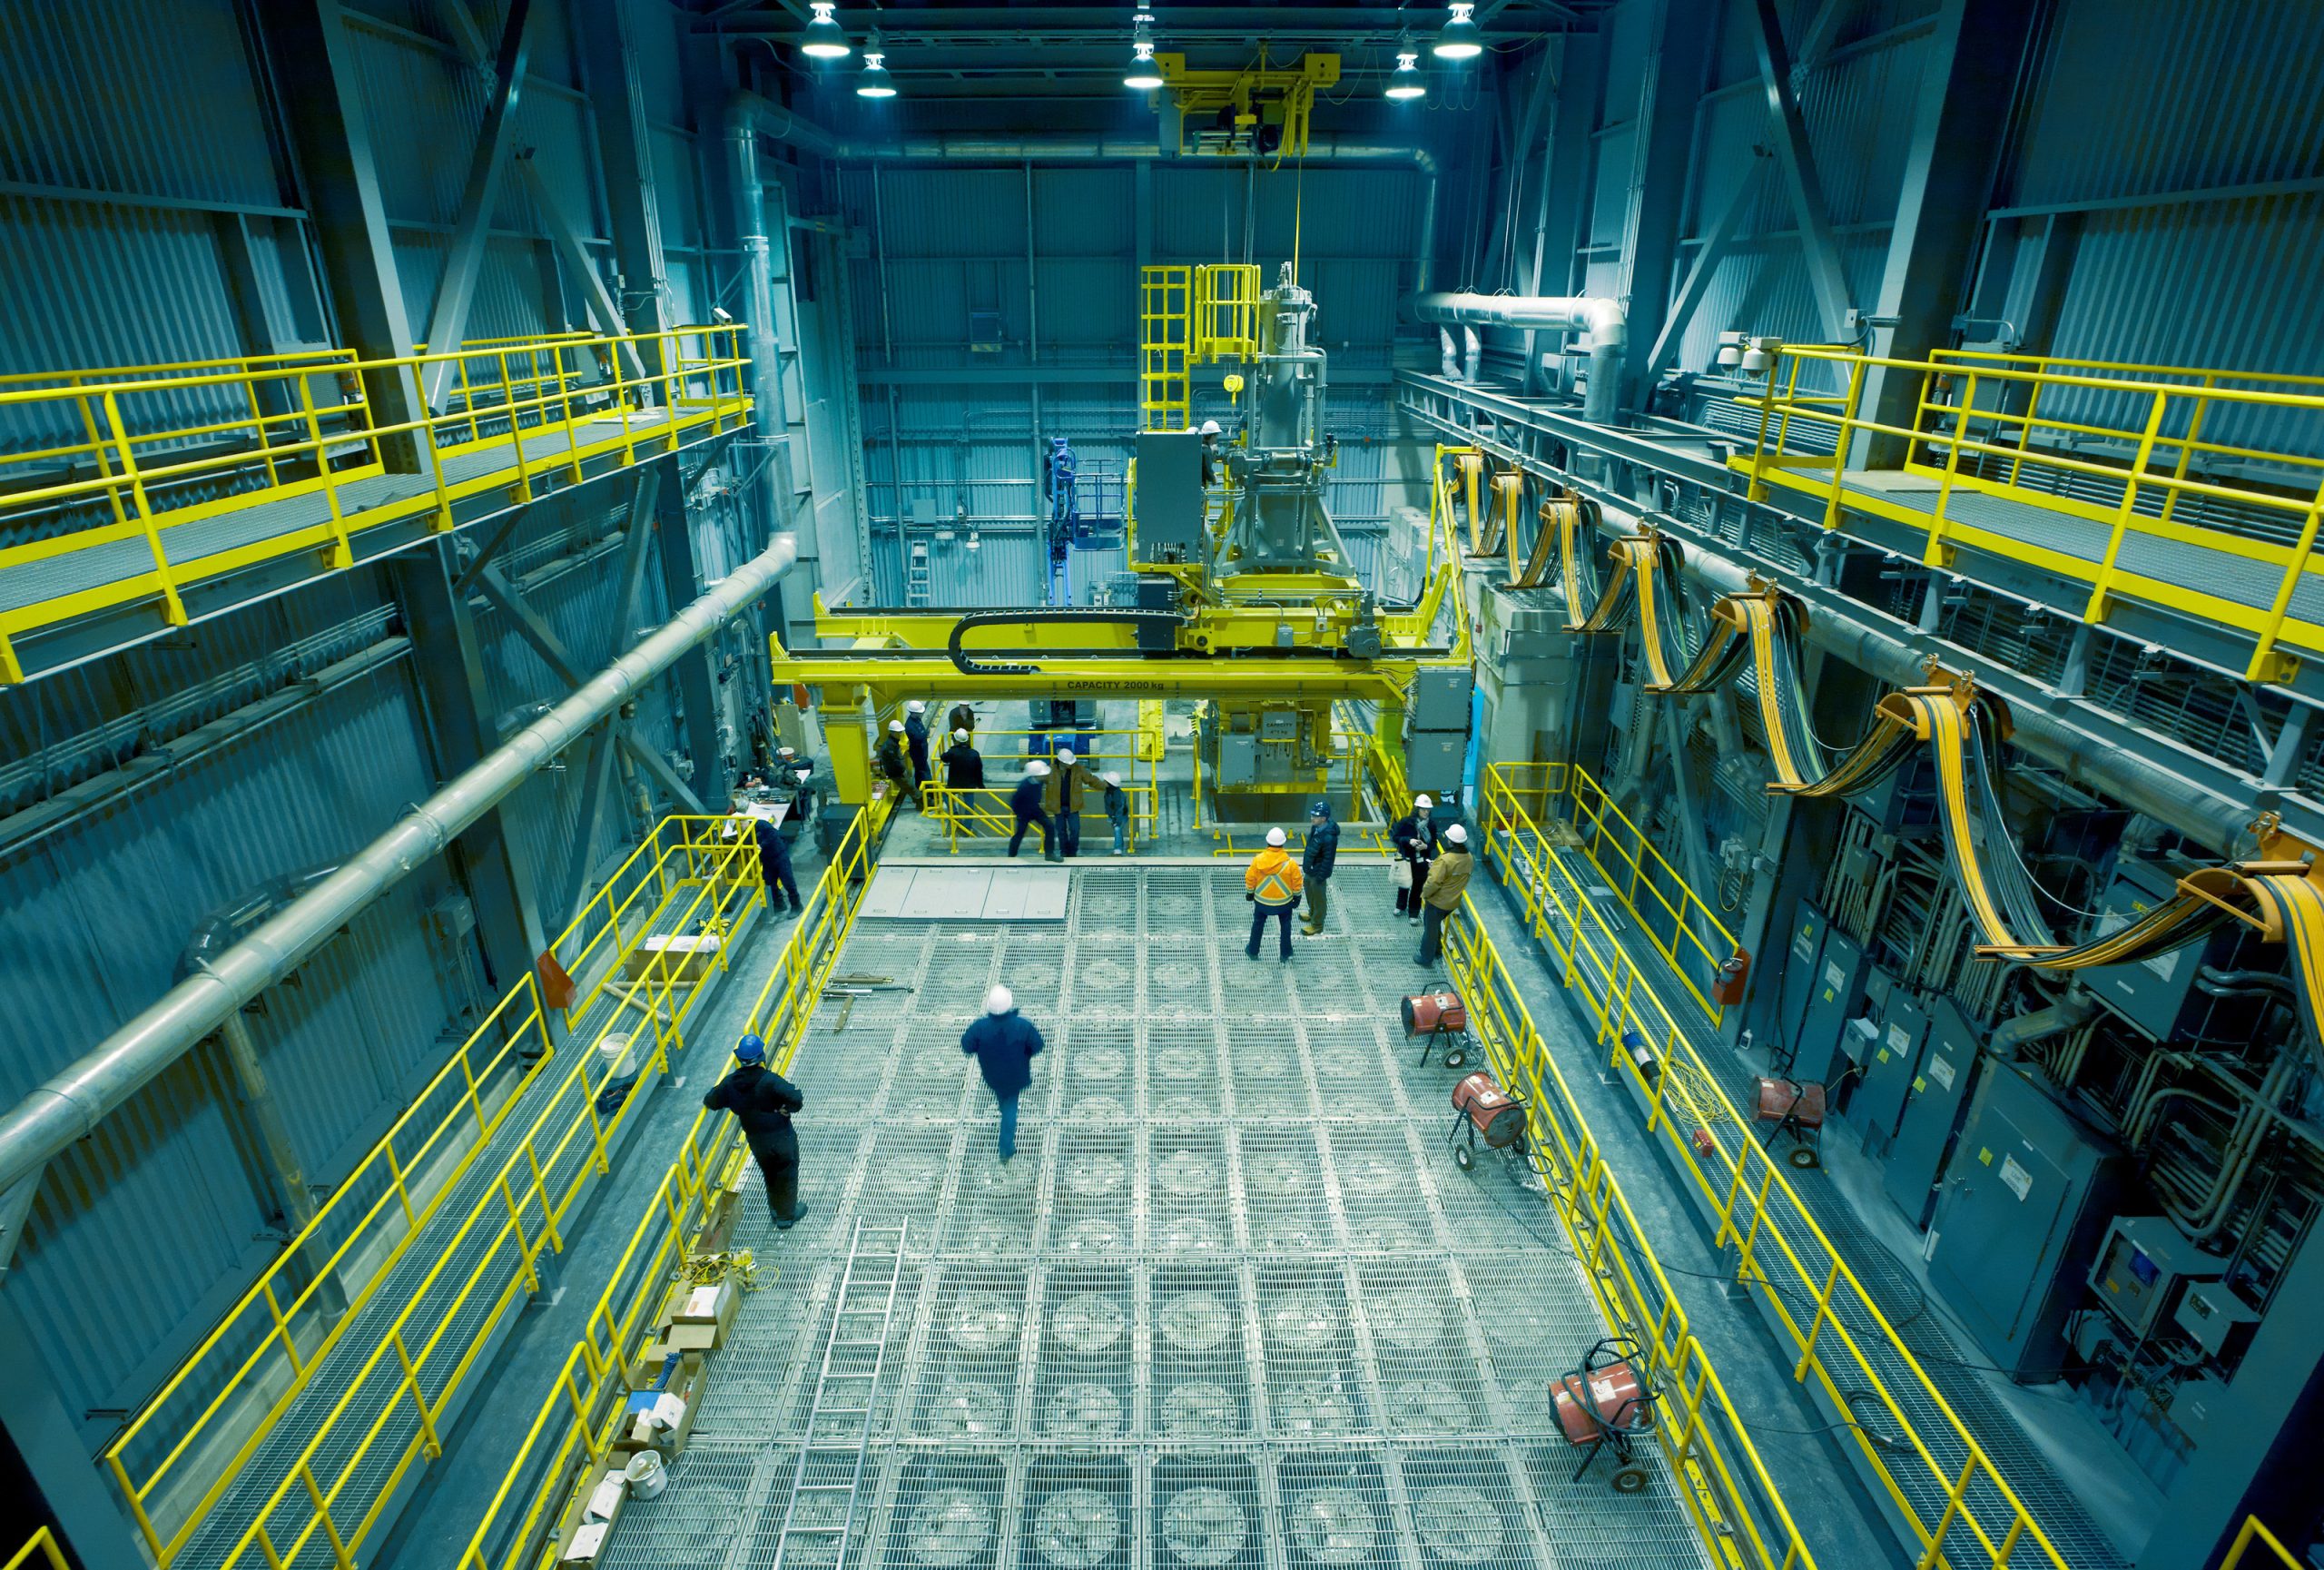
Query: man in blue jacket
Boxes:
[
  {"xmin": 1300, "ymin": 799, "xmax": 1339, "ymax": 935},
  {"xmin": 1009, "ymin": 761, "xmax": 1059, "ymax": 862},
  {"xmin": 960, "ymin": 983, "xmax": 1044, "ymax": 1161},
  {"xmin": 701, "ymin": 1034, "xmax": 808, "ymax": 1229}
]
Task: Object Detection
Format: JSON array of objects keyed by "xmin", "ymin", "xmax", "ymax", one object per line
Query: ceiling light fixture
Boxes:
[
  {"xmin": 800, "ymin": 1, "xmax": 851, "ymax": 60},
  {"xmin": 1385, "ymin": 44, "xmax": 1427, "ymax": 100},
  {"xmin": 1432, "ymin": 2, "xmax": 1483, "ymax": 60},
  {"xmin": 856, "ymin": 31, "xmax": 896, "ymax": 96},
  {"xmin": 1125, "ymin": 19, "xmax": 1164, "ymax": 91}
]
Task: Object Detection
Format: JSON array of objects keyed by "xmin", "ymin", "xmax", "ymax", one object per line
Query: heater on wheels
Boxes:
[
  {"xmin": 1446, "ymin": 1071, "xmax": 1528, "ymax": 1171},
  {"xmin": 1550, "ymin": 1338, "xmax": 1659, "ymax": 1492},
  {"xmin": 1401, "ymin": 991, "xmax": 1472, "ymax": 1069}
]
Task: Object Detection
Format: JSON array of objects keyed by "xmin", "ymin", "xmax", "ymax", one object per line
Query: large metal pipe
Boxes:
[
  {"xmin": 0, "ymin": 536, "xmax": 798, "ymax": 1200},
  {"xmin": 1413, "ymin": 291, "xmax": 1627, "ymax": 423}
]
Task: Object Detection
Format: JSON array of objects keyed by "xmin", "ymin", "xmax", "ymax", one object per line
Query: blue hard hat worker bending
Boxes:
[{"xmin": 702, "ymin": 1033, "xmax": 809, "ymax": 1230}]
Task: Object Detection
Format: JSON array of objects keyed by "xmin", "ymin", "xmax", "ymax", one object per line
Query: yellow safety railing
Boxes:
[
  {"xmin": 3, "ymin": 1528, "xmax": 69, "ymax": 1570},
  {"xmin": 1477, "ymin": 762, "xmax": 2080, "ymax": 1569},
  {"xmin": 1440, "ymin": 899, "xmax": 1817, "ymax": 1570},
  {"xmin": 1731, "ymin": 344, "xmax": 2324, "ymax": 682},
  {"xmin": 1139, "ymin": 265, "xmax": 1191, "ymax": 432},
  {"xmin": 919, "ymin": 724, "xmax": 1162, "ymax": 852},
  {"xmin": 1557, "ymin": 765, "xmax": 1739, "ymax": 1021},
  {"xmin": 1191, "ymin": 262, "xmax": 1262, "ymax": 362},
  {"xmin": 103, "ymin": 816, "xmax": 766, "ymax": 1570},
  {"xmin": 0, "ymin": 325, "xmax": 749, "ymax": 684},
  {"xmin": 459, "ymin": 797, "xmax": 893, "ymax": 1570},
  {"xmin": 2221, "ymin": 1516, "xmax": 2303, "ymax": 1570}
]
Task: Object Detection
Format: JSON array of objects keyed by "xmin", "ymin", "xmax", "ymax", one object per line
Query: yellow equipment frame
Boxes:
[{"xmin": 1155, "ymin": 51, "xmax": 1339, "ymax": 159}]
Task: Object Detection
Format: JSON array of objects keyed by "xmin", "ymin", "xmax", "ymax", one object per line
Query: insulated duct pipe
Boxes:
[
  {"xmin": 1413, "ymin": 292, "xmax": 1628, "ymax": 425},
  {"xmin": 725, "ymin": 95, "xmax": 812, "ymax": 541},
  {"xmin": 0, "ymin": 536, "xmax": 799, "ymax": 1201},
  {"xmin": 1672, "ymin": 540, "xmax": 2256, "ymax": 851},
  {"xmin": 1439, "ymin": 328, "xmax": 1462, "ymax": 382}
]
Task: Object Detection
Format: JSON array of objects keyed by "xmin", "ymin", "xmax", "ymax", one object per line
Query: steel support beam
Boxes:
[
  {"xmin": 1527, "ymin": 28, "xmax": 1601, "ymax": 394},
  {"xmin": 576, "ymin": 0, "xmax": 671, "ymax": 348},
  {"xmin": 1615, "ymin": 0, "xmax": 1719, "ymax": 413},
  {"xmin": 1640, "ymin": 153, "xmax": 1768, "ymax": 398},
  {"xmin": 0, "ymin": 1293, "xmax": 143, "ymax": 1570},
  {"xmin": 389, "ymin": 545, "xmax": 551, "ymax": 1001},
  {"xmin": 419, "ymin": 0, "xmax": 537, "ymax": 410},
  {"xmin": 1855, "ymin": 0, "xmax": 2039, "ymax": 463},
  {"xmin": 651, "ymin": 460, "xmax": 728, "ymax": 795},
  {"xmin": 258, "ymin": 0, "xmax": 421, "ymax": 468},
  {"xmin": 560, "ymin": 720, "xmax": 623, "ymax": 924},
  {"xmin": 1747, "ymin": 0, "xmax": 1853, "ymax": 341}
]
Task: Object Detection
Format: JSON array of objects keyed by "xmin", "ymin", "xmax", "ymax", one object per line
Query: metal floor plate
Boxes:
[{"xmin": 604, "ymin": 865, "xmax": 1712, "ymax": 1570}]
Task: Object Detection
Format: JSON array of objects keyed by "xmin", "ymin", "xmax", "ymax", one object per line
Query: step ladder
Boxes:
[
  {"xmin": 905, "ymin": 541, "xmax": 931, "ymax": 607},
  {"xmin": 767, "ymin": 1219, "xmax": 909, "ymax": 1570}
]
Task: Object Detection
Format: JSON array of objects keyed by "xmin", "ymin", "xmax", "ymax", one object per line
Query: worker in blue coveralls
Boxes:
[
  {"xmin": 702, "ymin": 1034, "xmax": 807, "ymax": 1229},
  {"xmin": 961, "ymin": 984, "xmax": 1044, "ymax": 1161}
]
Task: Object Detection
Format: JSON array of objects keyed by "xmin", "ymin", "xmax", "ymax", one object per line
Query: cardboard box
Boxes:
[
  {"xmin": 661, "ymin": 1279, "xmax": 740, "ymax": 1352},
  {"xmin": 612, "ymin": 1349, "xmax": 708, "ymax": 1461},
  {"xmin": 622, "ymin": 933, "xmax": 723, "ymax": 985},
  {"xmin": 554, "ymin": 1467, "xmax": 628, "ymax": 1564}
]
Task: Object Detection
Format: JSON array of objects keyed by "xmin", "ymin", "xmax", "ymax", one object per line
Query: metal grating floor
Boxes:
[
  {"xmin": 604, "ymin": 864, "xmax": 1713, "ymax": 1570},
  {"xmin": 1523, "ymin": 834, "xmax": 2128, "ymax": 1570}
]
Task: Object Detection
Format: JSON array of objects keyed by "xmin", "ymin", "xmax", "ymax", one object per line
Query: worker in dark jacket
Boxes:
[
  {"xmin": 876, "ymin": 718, "xmax": 916, "ymax": 807},
  {"xmin": 1102, "ymin": 771, "xmax": 1130, "ymax": 855},
  {"xmin": 961, "ymin": 984, "xmax": 1044, "ymax": 1160},
  {"xmin": 948, "ymin": 702, "xmax": 977, "ymax": 740},
  {"xmin": 702, "ymin": 1034, "xmax": 807, "ymax": 1229},
  {"xmin": 1390, "ymin": 793, "xmax": 1439, "ymax": 922},
  {"xmin": 1009, "ymin": 761, "xmax": 1058, "ymax": 861},
  {"xmin": 904, "ymin": 700, "xmax": 932, "ymax": 793},
  {"xmin": 754, "ymin": 816, "xmax": 803, "ymax": 914},
  {"xmin": 943, "ymin": 729, "xmax": 985, "ymax": 789},
  {"xmin": 1300, "ymin": 799, "xmax": 1340, "ymax": 935}
]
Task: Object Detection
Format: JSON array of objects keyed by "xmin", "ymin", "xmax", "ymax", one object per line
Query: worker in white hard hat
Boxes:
[
  {"xmin": 1009, "ymin": 759, "xmax": 1059, "ymax": 861},
  {"xmin": 902, "ymin": 699, "xmax": 932, "ymax": 795},
  {"xmin": 1417, "ymin": 821, "xmax": 1473, "ymax": 970},
  {"xmin": 875, "ymin": 716, "xmax": 918, "ymax": 808},
  {"xmin": 960, "ymin": 984, "xmax": 1043, "ymax": 1162},
  {"xmin": 1101, "ymin": 770, "xmax": 1130, "ymax": 855},
  {"xmin": 1390, "ymin": 793, "xmax": 1439, "ymax": 923},
  {"xmin": 1198, "ymin": 419, "xmax": 1223, "ymax": 485},
  {"xmin": 1041, "ymin": 746, "xmax": 1102, "ymax": 859},
  {"xmin": 1244, "ymin": 826, "xmax": 1307, "ymax": 963}
]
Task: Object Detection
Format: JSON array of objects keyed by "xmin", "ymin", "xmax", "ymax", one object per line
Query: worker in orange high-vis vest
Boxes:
[{"xmin": 1243, "ymin": 826, "xmax": 1306, "ymax": 963}]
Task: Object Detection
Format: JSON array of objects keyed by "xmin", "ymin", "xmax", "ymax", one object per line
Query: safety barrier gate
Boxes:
[
  {"xmin": 1479, "ymin": 761, "xmax": 2082, "ymax": 1569},
  {"xmin": 458, "ymin": 797, "xmax": 892, "ymax": 1570},
  {"xmin": 0, "ymin": 326, "xmax": 749, "ymax": 683},
  {"xmin": 102, "ymin": 816, "xmax": 767, "ymax": 1570}
]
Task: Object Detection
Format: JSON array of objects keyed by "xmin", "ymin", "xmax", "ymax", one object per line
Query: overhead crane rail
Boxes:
[{"xmin": 0, "ymin": 326, "xmax": 749, "ymax": 684}]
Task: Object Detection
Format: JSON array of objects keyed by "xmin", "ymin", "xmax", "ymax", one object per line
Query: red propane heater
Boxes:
[
  {"xmin": 1551, "ymin": 1338, "xmax": 1659, "ymax": 1491},
  {"xmin": 1401, "ymin": 990, "xmax": 1471, "ymax": 1069},
  {"xmin": 1447, "ymin": 1071, "xmax": 1528, "ymax": 1170}
]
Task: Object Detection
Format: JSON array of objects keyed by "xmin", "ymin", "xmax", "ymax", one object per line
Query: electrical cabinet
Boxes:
[
  {"xmin": 1776, "ymin": 904, "xmax": 1829, "ymax": 1070},
  {"xmin": 1851, "ymin": 980, "xmax": 1931, "ymax": 1156},
  {"xmin": 2089, "ymin": 1216, "xmax": 2224, "ymax": 1337},
  {"xmin": 2174, "ymin": 1280, "xmax": 2260, "ymax": 1361},
  {"xmin": 1928, "ymin": 1066, "xmax": 2127, "ymax": 1380},
  {"xmin": 1403, "ymin": 731, "xmax": 1466, "ymax": 795},
  {"xmin": 1408, "ymin": 667, "xmax": 1474, "ymax": 733},
  {"xmin": 1133, "ymin": 430, "xmax": 1205, "ymax": 558},
  {"xmin": 1216, "ymin": 734, "xmax": 1257, "ymax": 788},
  {"xmin": 1884, "ymin": 997, "xmax": 1983, "ymax": 1229},
  {"xmin": 1792, "ymin": 921, "xmax": 1870, "ymax": 1085}
]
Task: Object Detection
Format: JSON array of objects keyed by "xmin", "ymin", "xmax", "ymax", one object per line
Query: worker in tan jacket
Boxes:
[
  {"xmin": 1041, "ymin": 746, "xmax": 1106, "ymax": 857},
  {"xmin": 1416, "ymin": 822, "xmax": 1472, "ymax": 970},
  {"xmin": 1243, "ymin": 827, "xmax": 1306, "ymax": 963}
]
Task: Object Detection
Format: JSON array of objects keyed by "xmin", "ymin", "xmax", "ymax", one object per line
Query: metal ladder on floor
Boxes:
[
  {"xmin": 767, "ymin": 1218, "xmax": 909, "ymax": 1570},
  {"xmin": 905, "ymin": 541, "xmax": 931, "ymax": 607}
]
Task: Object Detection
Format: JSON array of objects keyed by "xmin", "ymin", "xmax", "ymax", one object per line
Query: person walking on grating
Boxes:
[
  {"xmin": 702, "ymin": 1034, "xmax": 808, "ymax": 1229},
  {"xmin": 1009, "ymin": 760, "xmax": 1059, "ymax": 861},
  {"xmin": 1389, "ymin": 792, "xmax": 1439, "ymax": 923},
  {"xmin": 961, "ymin": 984, "xmax": 1044, "ymax": 1161},
  {"xmin": 1300, "ymin": 799, "xmax": 1339, "ymax": 935},
  {"xmin": 1244, "ymin": 826, "xmax": 1306, "ymax": 963},
  {"xmin": 1416, "ymin": 822, "xmax": 1473, "ymax": 969}
]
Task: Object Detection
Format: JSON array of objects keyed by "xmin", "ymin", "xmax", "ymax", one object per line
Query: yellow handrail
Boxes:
[
  {"xmin": 2221, "ymin": 1516, "xmax": 2303, "ymax": 1570},
  {"xmin": 0, "ymin": 325, "xmax": 751, "ymax": 684},
  {"xmin": 458, "ymin": 797, "xmax": 893, "ymax": 1570},
  {"xmin": 1731, "ymin": 344, "xmax": 2324, "ymax": 682},
  {"xmin": 2, "ymin": 1529, "xmax": 69, "ymax": 1570},
  {"xmin": 103, "ymin": 816, "xmax": 766, "ymax": 1569},
  {"xmin": 1480, "ymin": 762, "xmax": 2079, "ymax": 1569}
]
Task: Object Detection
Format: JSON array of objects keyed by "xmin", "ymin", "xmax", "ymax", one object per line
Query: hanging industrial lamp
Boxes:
[
  {"xmin": 1125, "ymin": 19, "xmax": 1164, "ymax": 90},
  {"xmin": 800, "ymin": 1, "xmax": 852, "ymax": 60},
  {"xmin": 1432, "ymin": 2, "xmax": 1482, "ymax": 60},
  {"xmin": 1384, "ymin": 44, "xmax": 1427, "ymax": 100},
  {"xmin": 857, "ymin": 32, "xmax": 896, "ymax": 96}
]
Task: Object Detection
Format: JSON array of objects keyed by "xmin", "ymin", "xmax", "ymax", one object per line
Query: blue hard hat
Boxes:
[
  {"xmin": 1310, "ymin": 800, "xmax": 1329, "ymax": 816},
  {"xmin": 734, "ymin": 1034, "xmax": 766, "ymax": 1064}
]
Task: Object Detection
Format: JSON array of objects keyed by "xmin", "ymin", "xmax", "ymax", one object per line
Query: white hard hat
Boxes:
[
  {"xmin": 1103, "ymin": 771, "xmax": 1121, "ymax": 786},
  {"xmin": 889, "ymin": 718, "xmax": 905, "ymax": 732},
  {"xmin": 907, "ymin": 699, "xmax": 926, "ymax": 713},
  {"xmin": 954, "ymin": 728, "xmax": 970, "ymax": 743},
  {"xmin": 777, "ymin": 746, "xmax": 796, "ymax": 758},
  {"xmin": 1443, "ymin": 823, "xmax": 1469, "ymax": 845},
  {"xmin": 1413, "ymin": 794, "xmax": 1433, "ymax": 809},
  {"xmin": 1199, "ymin": 420, "xmax": 1221, "ymax": 437},
  {"xmin": 1265, "ymin": 827, "xmax": 1287, "ymax": 846},
  {"xmin": 985, "ymin": 984, "xmax": 1014, "ymax": 1015},
  {"xmin": 1057, "ymin": 747, "xmax": 1075, "ymax": 764},
  {"xmin": 1028, "ymin": 760, "xmax": 1052, "ymax": 776}
]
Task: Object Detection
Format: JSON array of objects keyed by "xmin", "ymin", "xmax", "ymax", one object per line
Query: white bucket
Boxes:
[
  {"xmin": 623, "ymin": 1448, "xmax": 668, "ymax": 1500},
  {"xmin": 597, "ymin": 1032, "xmax": 636, "ymax": 1079}
]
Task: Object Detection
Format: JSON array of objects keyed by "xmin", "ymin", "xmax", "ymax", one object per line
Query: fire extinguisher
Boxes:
[{"xmin": 1711, "ymin": 948, "xmax": 1749, "ymax": 1006}]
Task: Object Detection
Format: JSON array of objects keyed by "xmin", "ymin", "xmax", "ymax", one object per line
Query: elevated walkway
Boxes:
[{"xmin": 0, "ymin": 329, "xmax": 749, "ymax": 683}]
